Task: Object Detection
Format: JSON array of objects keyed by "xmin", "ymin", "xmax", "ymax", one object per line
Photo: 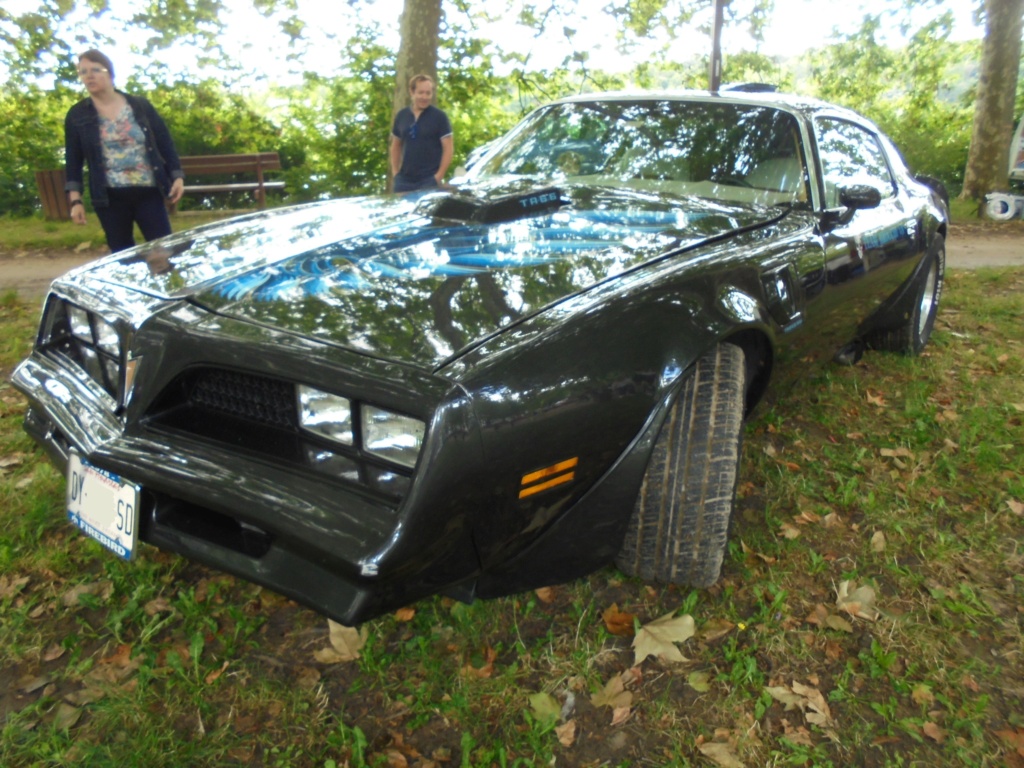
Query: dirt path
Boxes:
[{"xmin": 1, "ymin": 225, "xmax": 1022, "ymax": 299}]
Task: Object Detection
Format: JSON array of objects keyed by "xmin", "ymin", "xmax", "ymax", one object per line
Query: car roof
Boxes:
[{"xmin": 553, "ymin": 88, "xmax": 872, "ymax": 126}]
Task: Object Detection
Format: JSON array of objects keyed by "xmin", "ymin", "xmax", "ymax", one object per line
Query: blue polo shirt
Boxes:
[{"xmin": 392, "ymin": 105, "xmax": 452, "ymax": 184}]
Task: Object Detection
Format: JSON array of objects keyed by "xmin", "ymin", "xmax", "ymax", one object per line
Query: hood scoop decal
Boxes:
[{"xmin": 419, "ymin": 187, "xmax": 568, "ymax": 225}]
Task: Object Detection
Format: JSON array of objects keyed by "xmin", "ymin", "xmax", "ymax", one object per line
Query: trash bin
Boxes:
[{"xmin": 35, "ymin": 169, "xmax": 70, "ymax": 221}]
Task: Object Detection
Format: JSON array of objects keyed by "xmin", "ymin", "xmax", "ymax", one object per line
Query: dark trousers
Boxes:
[
  {"xmin": 393, "ymin": 174, "xmax": 438, "ymax": 193},
  {"xmin": 94, "ymin": 186, "xmax": 172, "ymax": 253}
]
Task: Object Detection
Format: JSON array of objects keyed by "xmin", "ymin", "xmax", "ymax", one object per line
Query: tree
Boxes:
[
  {"xmin": 389, "ymin": 0, "xmax": 443, "ymax": 191},
  {"xmin": 392, "ymin": 0, "xmax": 443, "ymax": 115},
  {"xmin": 960, "ymin": 0, "xmax": 1024, "ymax": 209},
  {"xmin": 808, "ymin": 11, "xmax": 975, "ymax": 188}
]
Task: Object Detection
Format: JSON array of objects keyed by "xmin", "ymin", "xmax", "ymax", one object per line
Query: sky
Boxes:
[{"xmin": 5, "ymin": 0, "xmax": 985, "ymax": 88}]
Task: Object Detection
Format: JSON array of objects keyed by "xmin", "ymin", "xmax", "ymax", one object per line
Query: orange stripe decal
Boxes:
[
  {"xmin": 518, "ymin": 471, "xmax": 575, "ymax": 499},
  {"xmin": 520, "ymin": 457, "xmax": 578, "ymax": 487}
]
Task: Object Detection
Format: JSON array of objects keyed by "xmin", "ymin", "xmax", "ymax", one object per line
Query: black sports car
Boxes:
[{"xmin": 12, "ymin": 90, "xmax": 947, "ymax": 625}]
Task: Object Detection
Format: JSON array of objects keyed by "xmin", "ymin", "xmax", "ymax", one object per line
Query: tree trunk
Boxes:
[
  {"xmin": 389, "ymin": 0, "xmax": 443, "ymax": 191},
  {"xmin": 959, "ymin": 0, "xmax": 1024, "ymax": 213}
]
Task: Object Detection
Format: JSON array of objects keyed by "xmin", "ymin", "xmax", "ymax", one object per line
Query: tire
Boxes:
[
  {"xmin": 866, "ymin": 236, "xmax": 945, "ymax": 355},
  {"xmin": 616, "ymin": 343, "xmax": 746, "ymax": 587}
]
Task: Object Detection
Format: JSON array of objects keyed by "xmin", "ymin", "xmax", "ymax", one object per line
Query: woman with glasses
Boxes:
[
  {"xmin": 389, "ymin": 74, "xmax": 454, "ymax": 194},
  {"xmin": 64, "ymin": 49, "xmax": 185, "ymax": 252}
]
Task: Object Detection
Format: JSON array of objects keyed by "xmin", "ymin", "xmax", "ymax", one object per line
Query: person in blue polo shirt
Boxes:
[{"xmin": 390, "ymin": 74, "xmax": 454, "ymax": 194}]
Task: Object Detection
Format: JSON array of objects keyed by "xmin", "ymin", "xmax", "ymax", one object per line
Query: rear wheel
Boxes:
[
  {"xmin": 866, "ymin": 236, "xmax": 945, "ymax": 355},
  {"xmin": 616, "ymin": 343, "xmax": 746, "ymax": 587}
]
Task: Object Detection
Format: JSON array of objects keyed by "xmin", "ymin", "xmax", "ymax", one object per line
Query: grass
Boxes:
[
  {"xmin": 0, "ymin": 210, "xmax": 239, "ymax": 252},
  {"xmin": 1, "ymin": 243, "xmax": 1023, "ymax": 765}
]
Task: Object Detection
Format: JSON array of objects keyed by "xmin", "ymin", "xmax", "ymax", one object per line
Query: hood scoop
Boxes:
[{"xmin": 418, "ymin": 187, "xmax": 568, "ymax": 225}]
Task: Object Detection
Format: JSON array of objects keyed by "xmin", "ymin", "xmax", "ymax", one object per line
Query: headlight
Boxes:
[
  {"xmin": 361, "ymin": 406, "xmax": 425, "ymax": 469},
  {"xmin": 297, "ymin": 386, "xmax": 353, "ymax": 444},
  {"xmin": 67, "ymin": 305, "xmax": 92, "ymax": 341},
  {"xmin": 94, "ymin": 316, "xmax": 120, "ymax": 357}
]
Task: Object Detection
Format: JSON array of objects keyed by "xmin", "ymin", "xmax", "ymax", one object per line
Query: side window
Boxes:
[{"xmin": 815, "ymin": 118, "xmax": 895, "ymax": 208}]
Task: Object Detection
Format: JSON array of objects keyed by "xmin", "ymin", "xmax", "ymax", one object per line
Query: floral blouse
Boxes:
[{"xmin": 100, "ymin": 102, "xmax": 156, "ymax": 187}]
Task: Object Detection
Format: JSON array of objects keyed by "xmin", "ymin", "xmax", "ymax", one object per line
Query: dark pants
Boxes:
[
  {"xmin": 94, "ymin": 186, "xmax": 172, "ymax": 253},
  {"xmin": 393, "ymin": 174, "xmax": 438, "ymax": 194}
]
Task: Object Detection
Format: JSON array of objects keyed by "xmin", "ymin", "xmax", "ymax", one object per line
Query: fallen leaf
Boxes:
[
  {"xmin": 994, "ymin": 727, "xmax": 1024, "ymax": 755},
  {"xmin": 592, "ymin": 675, "xmax": 633, "ymax": 709},
  {"xmin": 602, "ymin": 603, "xmax": 636, "ymax": 637},
  {"xmin": 205, "ymin": 660, "xmax": 229, "ymax": 685},
  {"xmin": 780, "ymin": 718, "xmax": 814, "ymax": 747},
  {"xmin": 792, "ymin": 681, "xmax": 832, "ymax": 726},
  {"xmin": 144, "ymin": 597, "xmax": 174, "ymax": 615},
  {"xmin": 313, "ymin": 620, "xmax": 367, "ymax": 664},
  {"xmin": 0, "ymin": 453, "xmax": 24, "ymax": 470},
  {"xmin": 922, "ymin": 721, "xmax": 945, "ymax": 743},
  {"xmin": 533, "ymin": 586, "xmax": 556, "ymax": 604},
  {"xmin": 555, "ymin": 720, "xmax": 576, "ymax": 747},
  {"xmin": 61, "ymin": 580, "xmax": 114, "ymax": 608},
  {"xmin": 1007, "ymin": 499, "xmax": 1023, "ymax": 517},
  {"xmin": 824, "ymin": 614, "xmax": 854, "ymax": 633},
  {"xmin": 688, "ymin": 671, "xmax": 712, "ymax": 693},
  {"xmin": 805, "ymin": 604, "xmax": 829, "ymax": 626},
  {"xmin": 0, "ymin": 575, "xmax": 29, "ymax": 599},
  {"xmin": 699, "ymin": 617, "xmax": 736, "ymax": 641},
  {"xmin": 19, "ymin": 675, "xmax": 51, "ymax": 693},
  {"xmin": 393, "ymin": 606, "xmax": 416, "ymax": 622},
  {"xmin": 823, "ymin": 512, "xmax": 843, "ymax": 528},
  {"xmin": 53, "ymin": 703, "xmax": 82, "ymax": 730},
  {"xmin": 766, "ymin": 685, "xmax": 805, "ymax": 711},
  {"xmin": 632, "ymin": 612, "xmax": 695, "ymax": 665},
  {"xmin": 870, "ymin": 531, "xmax": 886, "ymax": 552},
  {"xmin": 779, "ymin": 522, "xmax": 801, "ymax": 540},
  {"xmin": 911, "ymin": 684, "xmax": 934, "ymax": 706},
  {"xmin": 610, "ymin": 705, "xmax": 632, "ymax": 726},
  {"xmin": 461, "ymin": 646, "xmax": 496, "ymax": 679},
  {"xmin": 697, "ymin": 741, "xmax": 745, "ymax": 768},
  {"xmin": 296, "ymin": 666, "xmax": 321, "ymax": 689},
  {"xmin": 64, "ymin": 686, "xmax": 106, "ymax": 706},
  {"xmin": 528, "ymin": 692, "xmax": 561, "ymax": 725},
  {"xmin": 741, "ymin": 540, "xmax": 776, "ymax": 564},
  {"xmin": 836, "ymin": 580, "xmax": 880, "ymax": 621}
]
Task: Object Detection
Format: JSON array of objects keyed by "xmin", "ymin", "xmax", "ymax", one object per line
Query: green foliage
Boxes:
[
  {"xmin": 0, "ymin": 86, "xmax": 76, "ymax": 216},
  {"xmin": 0, "ymin": 0, "xmax": 995, "ymax": 212},
  {"xmin": 808, "ymin": 11, "xmax": 976, "ymax": 191}
]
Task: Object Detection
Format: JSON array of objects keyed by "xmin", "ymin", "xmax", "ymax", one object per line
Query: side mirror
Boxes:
[
  {"xmin": 819, "ymin": 184, "xmax": 882, "ymax": 232},
  {"xmin": 838, "ymin": 184, "xmax": 882, "ymax": 211}
]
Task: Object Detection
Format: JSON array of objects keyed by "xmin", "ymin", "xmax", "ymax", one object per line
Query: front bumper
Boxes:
[{"xmin": 12, "ymin": 352, "xmax": 471, "ymax": 625}]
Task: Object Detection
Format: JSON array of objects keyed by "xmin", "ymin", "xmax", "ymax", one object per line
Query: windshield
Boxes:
[{"xmin": 473, "ymin": 99, "xmax": 811, "ymax": 209}]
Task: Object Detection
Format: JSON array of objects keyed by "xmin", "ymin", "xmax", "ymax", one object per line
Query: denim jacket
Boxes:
[{"xmin": 64, "ymin": 92, "xmax": 184, "ymax": 209}]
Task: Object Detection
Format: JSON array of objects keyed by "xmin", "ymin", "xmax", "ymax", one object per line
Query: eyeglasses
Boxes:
[{"xmin": 77, "ymin": 66, "xmax": 109, "ymax": 77}]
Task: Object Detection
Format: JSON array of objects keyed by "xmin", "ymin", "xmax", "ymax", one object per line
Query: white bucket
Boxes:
[{"xmin": 985, "ymin": 192, "xmax": 1024, "ymax": 221}]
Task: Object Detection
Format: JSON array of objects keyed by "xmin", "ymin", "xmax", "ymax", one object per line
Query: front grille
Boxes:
[
  {"xmin": 189, "ymin": 369, "xmax": 297, "ymax": 428},
  {"xmin": 147, "ymin": 367, "xmax": 413, "ymax": 500}
]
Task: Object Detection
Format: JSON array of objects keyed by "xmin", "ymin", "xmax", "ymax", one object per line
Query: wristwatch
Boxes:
[{"xmin": 69, "ymin": 200, "xmax": 84, "ymax": 208}]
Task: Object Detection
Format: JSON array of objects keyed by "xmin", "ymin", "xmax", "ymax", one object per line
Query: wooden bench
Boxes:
[
  {"xmin": 35, "ymin": 169, "xmax": 71, "ymax": 221},
  {"xmin": 178, "ymin": 152, "xmax": 284, "ymax": 210}
]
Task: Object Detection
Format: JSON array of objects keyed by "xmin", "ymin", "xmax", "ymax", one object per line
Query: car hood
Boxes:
[{"xmin": 71, "ymin": 182, "xmax": 779, "ymax": 369}]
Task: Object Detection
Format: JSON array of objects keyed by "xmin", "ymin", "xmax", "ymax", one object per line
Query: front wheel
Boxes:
[
  {"xmin": 866, "ymin": 235, "xmax": 945, "ymax": 355},
  {"xmin": 616, "ymin": 343, "xmax": 746, "ymax": 587}
]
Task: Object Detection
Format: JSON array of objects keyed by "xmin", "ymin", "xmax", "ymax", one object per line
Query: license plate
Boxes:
[{"xmin": 67, "ymin": 452, "xmax": 140, "ymax": 561}]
